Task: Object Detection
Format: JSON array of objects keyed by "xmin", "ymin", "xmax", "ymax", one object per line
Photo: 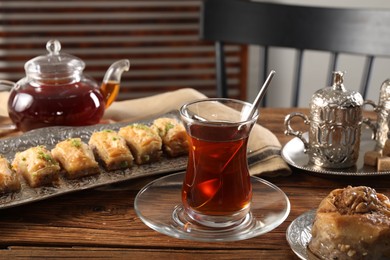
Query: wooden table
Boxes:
[{"xmin": 0, "ymin": 108, "xmax": 388, "ymax": 259}]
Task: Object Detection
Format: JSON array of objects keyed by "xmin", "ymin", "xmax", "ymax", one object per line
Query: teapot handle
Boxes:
[
  {"xmin": 0, "ymin": 80, "xmax": 16, "ymax": 91},
  {"xmin": 0, "ymin": 80, "xmax": 18, "ymax": 134}
]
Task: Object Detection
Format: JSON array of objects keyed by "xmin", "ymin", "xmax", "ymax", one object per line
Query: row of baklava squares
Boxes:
[{"xmin": 0, "ymin": 117, "xmax": 189, "ymax": 194}]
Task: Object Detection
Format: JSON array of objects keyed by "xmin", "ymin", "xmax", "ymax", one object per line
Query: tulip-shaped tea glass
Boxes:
[
  {"xmin": 177, "ymin": 98, "xmax": 257, "ymax": 228},
  {"xmin": 134, "ymin": 98, "xmax": 290, "ymax": 242}
]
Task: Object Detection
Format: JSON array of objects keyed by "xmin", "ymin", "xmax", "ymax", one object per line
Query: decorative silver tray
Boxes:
[
  {"xmin": 281, "ymin": 129, "xmax": 390, "ymax": 176},
  {"xmin": 286, "ymin": 210, "xmax": 315, "ymax": 260},
  {"xmin": 0, "ymin": 112, "xmax": 189, "ymax": 210}
]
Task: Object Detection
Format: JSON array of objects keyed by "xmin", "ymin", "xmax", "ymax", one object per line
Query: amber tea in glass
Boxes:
[{"xmin": 180, "ymin": 98, "xmax": 258, "ymax": 228}]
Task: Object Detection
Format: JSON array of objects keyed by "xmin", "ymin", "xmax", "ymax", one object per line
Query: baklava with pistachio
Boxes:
[
  {"xmin": 12, "ymin": 146, "xmax": 60, "ymax": 188},
  {"xmin": 51, "ymin": 138, "xmax": 100, "ymax": 179},
  {"xmin": 118, "ymin": 124, "xmax": 162, "ymax": 164},
  {"xmin": 151, "ymin": 117, "xmax": 188, "ymax": 157},
  {"xmin": 0, "ymin": 156, "xmax": 21, "ymax": 193},
  {"xmin": 89, "ymin": 129, "xmax": 134, "ymax": 170}
]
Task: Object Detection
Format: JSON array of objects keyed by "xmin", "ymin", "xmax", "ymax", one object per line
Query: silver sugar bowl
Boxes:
[{"xmin": 284, "ymin": 71, "xmax": 364, "ymax": 168}]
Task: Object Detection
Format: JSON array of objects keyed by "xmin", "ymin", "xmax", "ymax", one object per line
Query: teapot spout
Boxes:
[{"xmin": 101, "ymin": 59, "xmax": 130, "ymax": 108}]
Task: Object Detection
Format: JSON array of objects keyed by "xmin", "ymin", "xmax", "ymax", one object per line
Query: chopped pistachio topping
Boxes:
[
  {"xmin": 132, "ymin": 124, "xmax": 157, "ymax": 137},
  {"xmin": 70, "ymin": 138, "xmax": 82, "ymax": 148},
  {"xmin": 120, "ymin": 161, "xmax": 129, "ymax": 168},
  {"xmin": 165, "ymin": 122, "xmax": 175, "ymax": 132},
  {"xmin": 133, "ymin": 124, "xmax": 150, "ymax": 131},
  {"xmin": 37, "ymin": 150, "xmax": 56, "ymax": 164}
]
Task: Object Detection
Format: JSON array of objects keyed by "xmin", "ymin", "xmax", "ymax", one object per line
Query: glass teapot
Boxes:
[{"xmin": 0, "ymin": 39, "xmax": 130, "ymax": 132}]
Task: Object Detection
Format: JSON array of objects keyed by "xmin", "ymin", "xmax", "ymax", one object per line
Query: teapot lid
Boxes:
[
  {"xmin": 24, "ymin": 39, "xmax": 85, "ymax": 81},
  {"xmin": 310, "ymin": 71, "xmax": 363, "ymax": 108}
]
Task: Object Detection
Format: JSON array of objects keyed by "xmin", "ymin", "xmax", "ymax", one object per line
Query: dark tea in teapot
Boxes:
[
  {"xmin": 8, "ymin": 81, "xmax": 105, "ymax": 132},
  {"xmin": 3, "ymin": 39, "xmax": 130, "ymax": 131}
]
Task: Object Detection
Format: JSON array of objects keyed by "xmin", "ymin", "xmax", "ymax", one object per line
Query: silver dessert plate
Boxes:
[
  {"xmin": 281, "ymin": 129, "xmax": 390, "ymax": 176},
  {"xmin": 286, "ymin": 210, "xmax": 315, "ymax": 260}
]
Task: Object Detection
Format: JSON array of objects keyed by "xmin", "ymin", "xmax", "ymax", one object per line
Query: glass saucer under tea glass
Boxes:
[{"xmin": 134, "ymin": 172, "xmax": 290, "ymax": 242}]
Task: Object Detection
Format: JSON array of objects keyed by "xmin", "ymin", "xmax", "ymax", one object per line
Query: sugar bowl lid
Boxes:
[
  {"xmin": 24, "ymin": 39, "xmax": 85, "ymax": 80},
  {"xmin": 310, "ymin": 71, "xmax": 364, "ymax": 109}
]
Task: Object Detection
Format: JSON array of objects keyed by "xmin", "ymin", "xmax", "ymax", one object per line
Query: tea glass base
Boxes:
[
  {"xmin": 172, "ymin": 204, "xmax": 258, "ymax": 235},
  {"xmin": 176, "ymin": 204, "xmax": 250, "ymax": 229},
  {"xmin": 134, "ymin": 172, "xmax": 290, "ymax": 242}
]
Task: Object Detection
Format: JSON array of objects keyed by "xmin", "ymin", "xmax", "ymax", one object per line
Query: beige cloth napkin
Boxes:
[
  {"xmin": 104, "ymin": 88, "xmax": 291, "ymax": 177},
  {"xmin": 0, "ymin": 92, "xmax": 9, "ymax": 117}
]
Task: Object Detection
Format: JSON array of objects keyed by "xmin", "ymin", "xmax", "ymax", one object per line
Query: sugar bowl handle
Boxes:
[
  {"xmin": 362, "ymin": 99, "xmax": 378, "ymax": 140},
  {"xmin": 284, "ymin": 112, "xmax": 310, "ymax": 152}
]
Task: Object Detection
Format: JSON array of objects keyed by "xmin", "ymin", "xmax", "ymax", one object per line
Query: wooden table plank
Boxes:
[{"xmin": 1, "ymin": 247, "xmax": 296, "ymax": 259}]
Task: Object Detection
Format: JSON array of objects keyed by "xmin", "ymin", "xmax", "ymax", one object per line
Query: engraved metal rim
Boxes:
[
  {"xmin": 285, "ymin": 210, "xmax": 315, "ymax": 260},
  {"xmin": 281, "ymin": 131, "xmax": 390, "ymax": 176}
]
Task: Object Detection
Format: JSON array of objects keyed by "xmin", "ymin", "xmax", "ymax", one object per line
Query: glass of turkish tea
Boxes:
[{"xmin": 179, "ymin": 98, "xmax": 258, "ymax": 228}]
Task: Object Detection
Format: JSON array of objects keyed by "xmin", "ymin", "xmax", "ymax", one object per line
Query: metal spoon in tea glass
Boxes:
[
  {"xmin": 242, "ymin": 70, "xmax": 276, "ymax": 121},
  {"xmin": 191, "ymin": 70, "xmax": 275, "ymax": 123}
]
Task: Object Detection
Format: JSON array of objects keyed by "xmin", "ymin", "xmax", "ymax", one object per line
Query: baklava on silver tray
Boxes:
[{"xmin": 0, "ymin": 111, "xmax": 187, "ymax": 210}]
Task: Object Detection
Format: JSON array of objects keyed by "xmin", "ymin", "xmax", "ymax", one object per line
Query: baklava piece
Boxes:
[
  {"xmin": 89, "ymin": 129, "xmax": 134, "ymax": 170},
  {"xmin": 308, "ymin": 186, "xmax": 390, "ymax": 260},
  {"xmin": 51, "ymin": 138, "xmax": 100, "ymax": 179},
  {"xmin": 118, "ymin": 124, "xmax": 162, "ymax": 164},
  {"xmin": 0, "ymin": 156, "xmax": 21, "ymax": 193},
  {"xmin": 12, "ymin": 146, "xmax": 60, "ymax": 188},
  {"xmin": 151, "ymin": 117, "xmax": 189, "ymax": 157}
]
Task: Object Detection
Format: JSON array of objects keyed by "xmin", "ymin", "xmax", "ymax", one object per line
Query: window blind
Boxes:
[{"xmin": 0, "ymin": 0, "xmax": 246, "ymax": 100}]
